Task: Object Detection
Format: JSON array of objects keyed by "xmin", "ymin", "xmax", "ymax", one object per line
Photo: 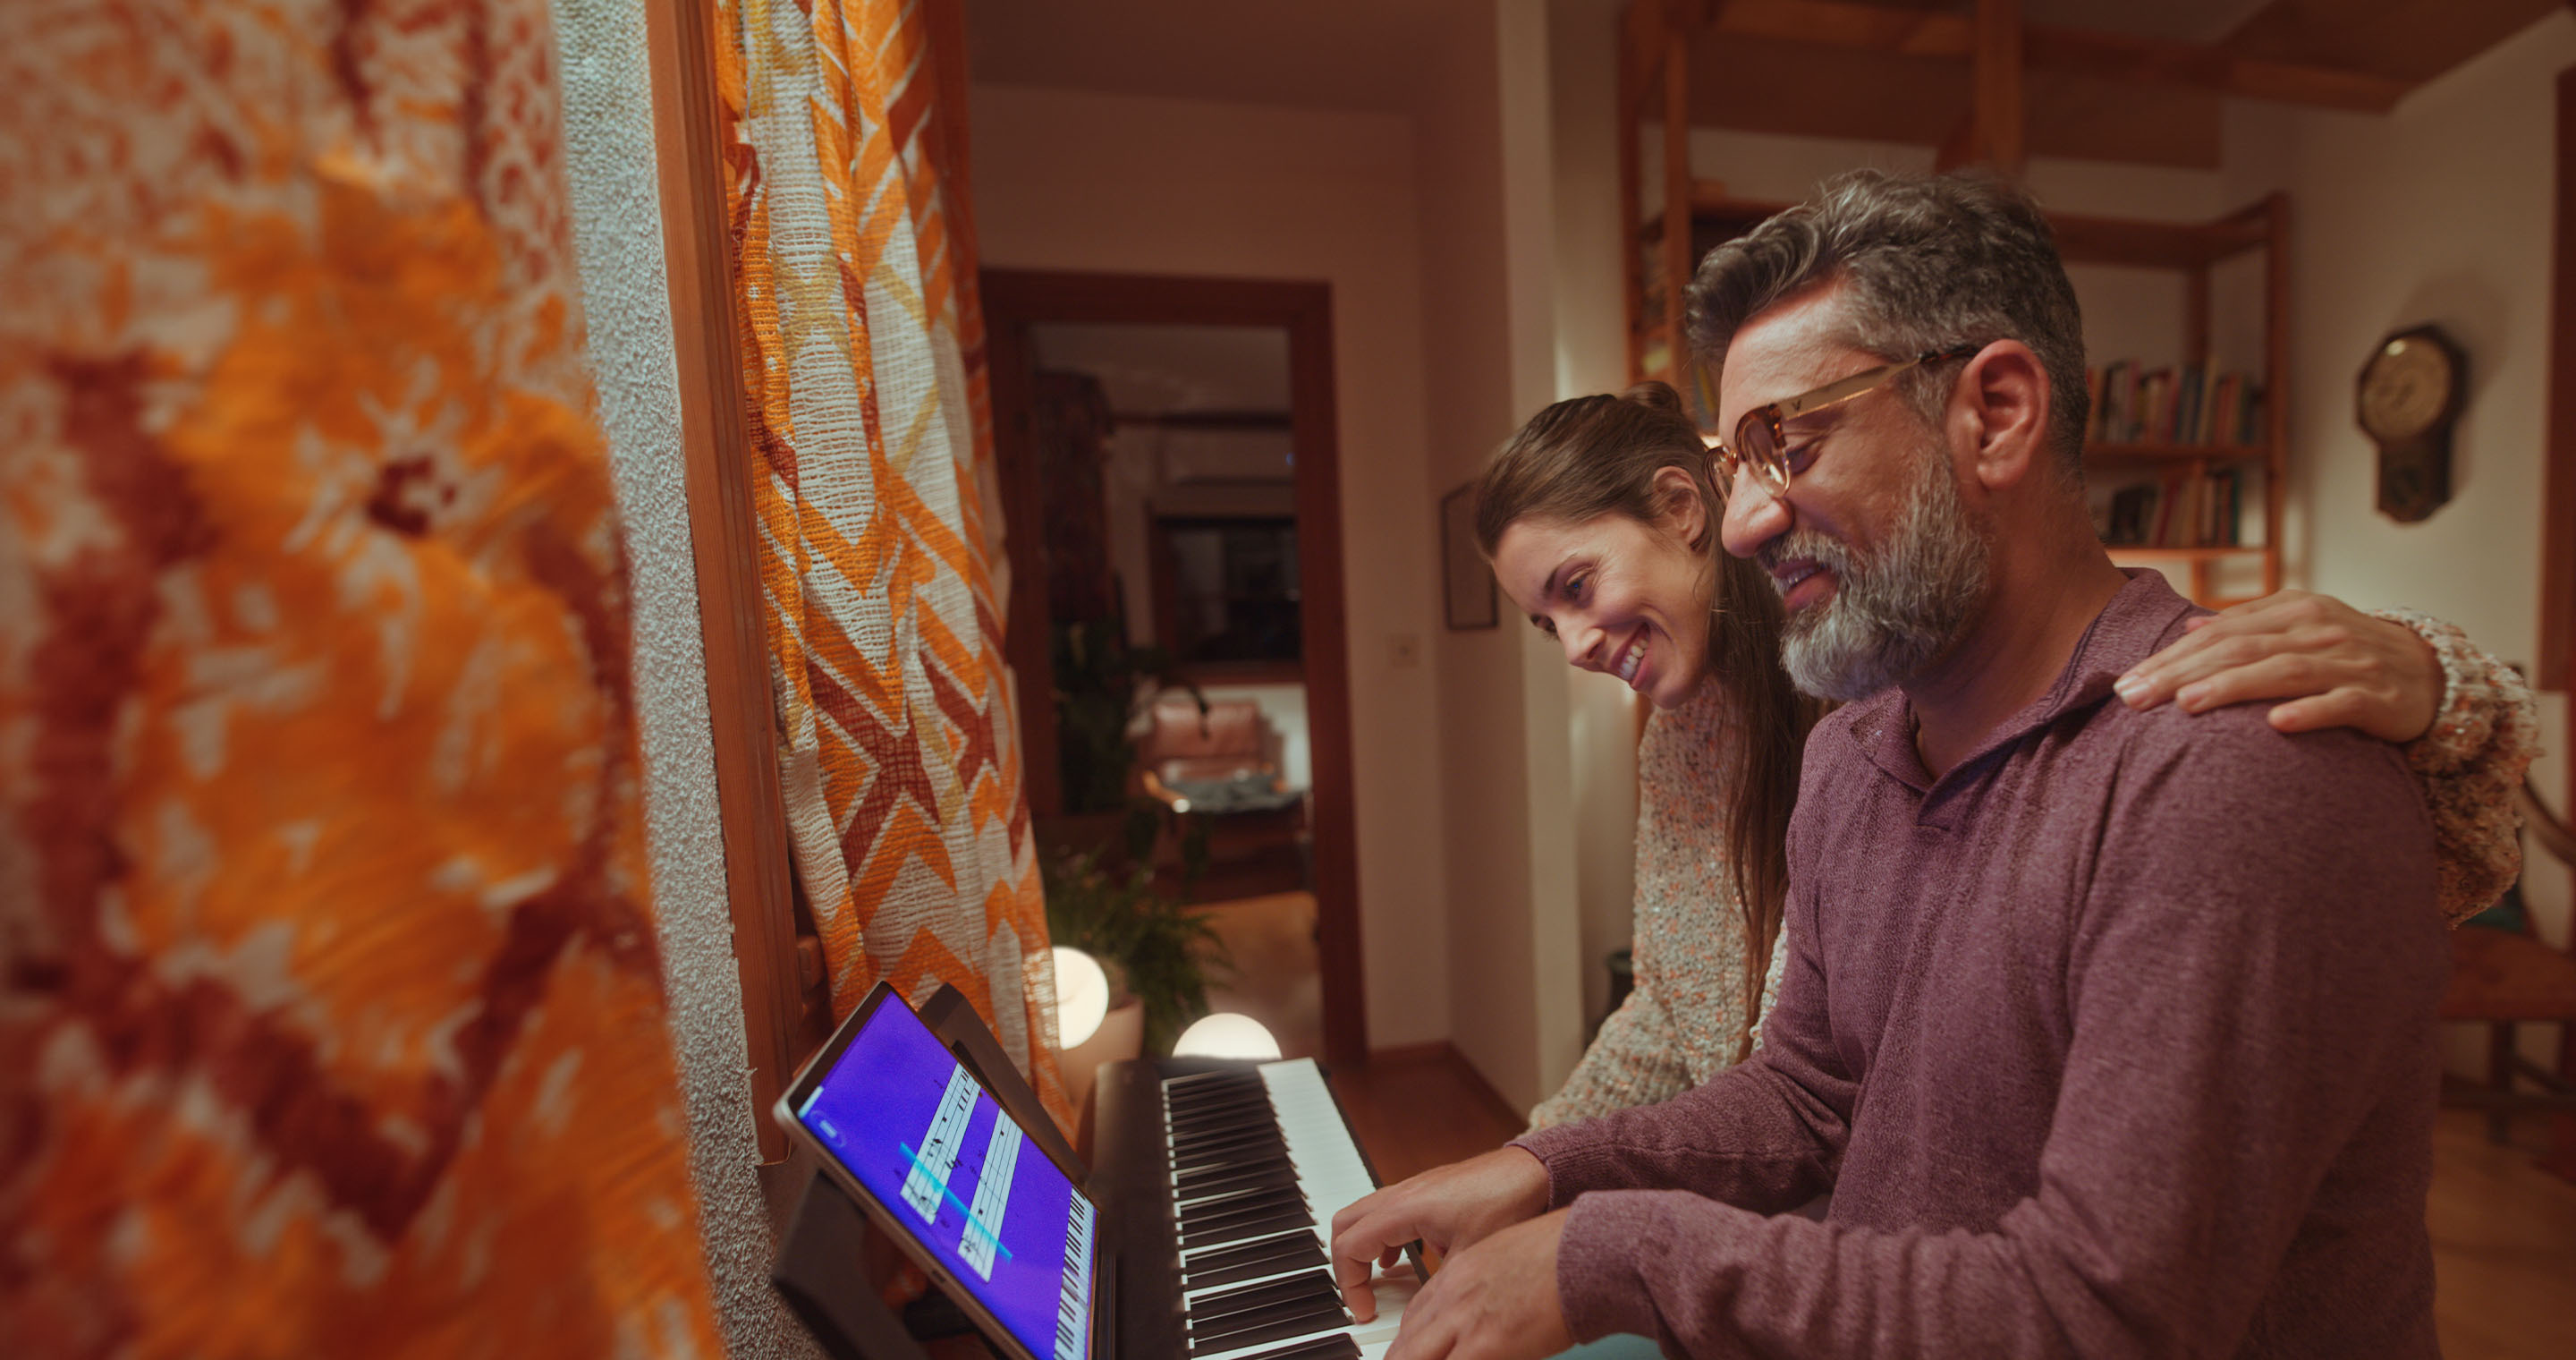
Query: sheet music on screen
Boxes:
[{"xmin": 797, "ymin": 997, "xmax": 1095, "ymax": 1360}]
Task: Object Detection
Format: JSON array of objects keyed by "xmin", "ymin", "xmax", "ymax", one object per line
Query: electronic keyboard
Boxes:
[{"xmin": 1088, "ymin": 1056, "xmax": 1418, "ymax": 1360}]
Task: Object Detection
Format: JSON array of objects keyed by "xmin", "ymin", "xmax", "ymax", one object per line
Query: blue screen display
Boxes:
[{"xmin": 799, "ymin": 996, "xmax": 1094, "ymax": 1360}]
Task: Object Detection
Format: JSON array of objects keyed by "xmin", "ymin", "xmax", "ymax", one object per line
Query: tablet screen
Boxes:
[{"xmin": 793, "ymin": 992, "xmax": 1096, "ymax": 1360}]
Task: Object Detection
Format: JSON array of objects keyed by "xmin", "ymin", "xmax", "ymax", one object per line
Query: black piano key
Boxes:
[
  {"xmin": 1186, "ymin": 1299, "xmax": 1353, "ymax": 1357},
  {"xmin": 1165, "ymin": 1084, "xmax": 1268, "ymax": 1112},
  {"xmin": 1170, "ymin": 1102, "xmax": 1279, "ymax": 1135},
  {"xmin": 1181, "ymin": 1230, "xmax": 1325, "ymax": 1288},
  {"xmin": 1181, "ymin": 1186, "xmax": 1301, "ymax": 1227},
  {"xmin": 1174, "ymin": 1165, "xmax": 1301, "ymax": 1203},
  {"xmin": 1179, "ymin": 1184, "xmax": 1304, "ymax": 1229},
  {"xmin": 1165, "ymin": 1069, "xmax": 1266, "ymax": 1092},
  {"xmin": 1176, "ymin": 1151, "xmax": 1297, "ymax": 1183},
  {"xmin": 1184, "ymin": 1195, "xmax": 1315, "ymax": 1242},
  {"xmin": 1180, "ymin": 1180, "xmax": 1304, "ymax": 1213},
  {"xmin": 1173, "ymin": 1128, "xmax": 1288, "ymax": 1160},
  {"xmin": 1213, "ymin": 1335, "xmax": 1360, "ymax": 1360},
  {"xmin": 1173, "ymin": 1118, "xmax": 1281, "ymax": 1145},
  {"xmin": 1189, "ymin": 1292, "xmax": 1345, "ymax": 1344},
  {"xmin": 1171, "ymin": 1113, "xmax": 1276, "ymax": 1143},
  {"xmin": 1169, "ymin": 1133, "xmax": 1288, "ymax": 1164},
  {"xmin": 1175, "ymin": 1153, "xmax": 1292, "ymax": 1186},
  {"xmin": 1185, "ymin": 1271, "xmax": 1341, "ymax": 1323},
  {"xmin": 1169, "ymin": 1086, "xmax": 1276, "ymax": 1116},
  {"xmin": 1182, "ymin": 1204, "xmax": 1313, "ymax": 1250},
  {"xmin": 1174, "ymin": 1142, "xmax": 1292, "ymax": 1176}
]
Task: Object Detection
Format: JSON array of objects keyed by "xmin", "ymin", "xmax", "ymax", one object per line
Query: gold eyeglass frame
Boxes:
[{"xmin": 1698, "ymin": 344, "xmax": 1982, "ymax": 497}]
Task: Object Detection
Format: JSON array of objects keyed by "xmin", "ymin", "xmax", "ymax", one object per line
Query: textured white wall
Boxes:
[{"xmin": 547, "ymin": 0, "xmax": 810, "ymax": 1354}]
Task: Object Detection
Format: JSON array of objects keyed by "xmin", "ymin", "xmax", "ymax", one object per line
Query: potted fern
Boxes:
[{"xmin": 1042, "ymin": 846, "xmax": 1231, "ymax": 1057}]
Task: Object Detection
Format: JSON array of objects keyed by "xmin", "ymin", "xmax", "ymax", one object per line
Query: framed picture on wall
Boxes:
[{"xmin": 1440, "ymin": 482, "xmax": 1497, "ymax": 630}]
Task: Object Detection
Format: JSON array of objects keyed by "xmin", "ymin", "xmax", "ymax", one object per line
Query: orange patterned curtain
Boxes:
[
  {"xmin": 0, "ymin": 0, "xmax": 719, "ymax": 1354},
  {"xmin": 713, "ymin": 0, "xmax": 1065, "ymax": 1123}
]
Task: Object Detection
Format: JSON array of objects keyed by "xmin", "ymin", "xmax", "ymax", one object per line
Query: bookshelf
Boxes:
[{"xmin": 1621, "ymin": 176, "xmax": 2288, "ymax": 610}]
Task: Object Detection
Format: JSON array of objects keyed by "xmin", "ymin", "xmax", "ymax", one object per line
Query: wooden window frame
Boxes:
[{"xmin": 643, "ymin": 0, "xmax": 804, "ymax": 1165}]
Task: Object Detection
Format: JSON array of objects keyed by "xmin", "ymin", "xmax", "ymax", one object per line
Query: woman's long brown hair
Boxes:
[{"xmin": 1474, "ymin": 384, "xmax": 1822, "ymax": 1050}]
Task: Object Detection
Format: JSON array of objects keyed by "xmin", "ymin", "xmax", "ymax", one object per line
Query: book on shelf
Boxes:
[
  {"xmin": 2082, "ymin": 360, "xmax": 2265, "ymax": 446},
  {"xmin": 2088, "ymin": 463, "xmax": 2260, "ymax": 550}
]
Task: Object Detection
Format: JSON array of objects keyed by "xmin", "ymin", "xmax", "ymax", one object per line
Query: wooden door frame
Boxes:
[
  {"xmin": 2548, "ymin": 68, "xmax": 2576, "ymax": 728},
  {"xmin": 983, "ymin": 269, "xmax": 1368, "ymax": 1069}
]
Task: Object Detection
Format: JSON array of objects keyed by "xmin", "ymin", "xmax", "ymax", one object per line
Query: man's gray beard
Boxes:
[{"xmin": 1767, "ymin": 442, "xmax": 1991, "ymax": 702}]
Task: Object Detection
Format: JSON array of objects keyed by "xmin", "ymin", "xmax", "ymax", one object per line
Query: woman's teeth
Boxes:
[{"xmin": 1614, "ymin": 633, "xmax": 1647, "ymax": 684}]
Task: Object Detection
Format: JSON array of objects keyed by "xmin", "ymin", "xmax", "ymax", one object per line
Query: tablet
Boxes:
[{"xmin": 777, "ymin": 982, "xmax": 1101, "ymax": 1360}]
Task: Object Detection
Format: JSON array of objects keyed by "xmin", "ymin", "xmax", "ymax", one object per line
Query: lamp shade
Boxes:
[
  {"xmin": 1051, "ymin": 946, "xmax": 1110, "ymax": 1050},
  {"xmin": 1172, "ymin": 1012, "xmax": 1282, "ymax": 1061}
]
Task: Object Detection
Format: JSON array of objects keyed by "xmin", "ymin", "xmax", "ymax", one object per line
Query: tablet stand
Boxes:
[
  {"xmin": 917, "ymin": 985, "xmax": 1083, "ymax": 1177},
  {"xmin": 772, "ymin": 1170, "xmax": 936, "ymax": 1360},
  {"xmin": 770, "ymin": 985, "xmax": 1089, "ymax": 1360}
]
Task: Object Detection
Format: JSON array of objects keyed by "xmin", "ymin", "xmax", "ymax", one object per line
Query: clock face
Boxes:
[{"xmin": 2358, "ymin": 335, "xmax": 2454, "ymax": 441}]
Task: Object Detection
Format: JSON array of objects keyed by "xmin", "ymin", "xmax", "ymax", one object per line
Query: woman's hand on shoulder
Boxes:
[{"xmin": 2114, "ymin": 589, "xmax": 2440, "ymax": 743}]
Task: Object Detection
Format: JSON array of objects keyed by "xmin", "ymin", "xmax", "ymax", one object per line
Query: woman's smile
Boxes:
[{"xmin": 1613, "ymin": 628, "xmax": 1649, "ymax": 687}]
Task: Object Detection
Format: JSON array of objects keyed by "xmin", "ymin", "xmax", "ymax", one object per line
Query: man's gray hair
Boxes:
[{"xmin": 1683, "ymin": 169, "xmax": 2090, "ymax": 478}]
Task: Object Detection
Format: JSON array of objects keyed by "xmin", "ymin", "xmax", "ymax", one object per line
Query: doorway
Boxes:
[{"xmin": 984, "ymin": 271, "xmax": 1363, "ymax": 1067}]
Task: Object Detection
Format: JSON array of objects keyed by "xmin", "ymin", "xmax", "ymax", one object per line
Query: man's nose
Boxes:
[{"xmin": 1720, "ymin": 477, "xmax": 1792, "ymax": 560}]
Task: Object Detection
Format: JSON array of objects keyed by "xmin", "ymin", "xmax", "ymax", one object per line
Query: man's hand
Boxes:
[
  {"xmin": 1329, "ymin": 1147, "xmax": 1552, "ymax": 1322},
  {"xmin": 1385, "ymin": 1210, "xmax": 1575, "ymax": 1360}
]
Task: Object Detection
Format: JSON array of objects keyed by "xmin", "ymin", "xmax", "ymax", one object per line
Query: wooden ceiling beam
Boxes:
[
  {"xmin": 1706, "ymin": 0, "xmax": 1970, "ymax": 55},
  {"xmin": 1699, "ymin": 0, "xmax": 2410, "ymax": 113},
  {"xmin": 2023, "ymin": 25, "xmax": 2408, "ymax": 114}
]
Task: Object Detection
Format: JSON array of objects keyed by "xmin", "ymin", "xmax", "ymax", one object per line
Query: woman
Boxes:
[{"xmin": 1470, "ymin": 383, "xmax": 2538, "ymax": 1130}]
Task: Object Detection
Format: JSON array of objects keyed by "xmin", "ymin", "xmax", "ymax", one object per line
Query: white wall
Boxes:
[
  {"xmin": 2247, "ymin": 16, "xmax": 2574, "ymax": 1064},
  {"xmin": 1416, "ymin": 0, "xmax": 1538, "ymax": 1103},
  {"xmin": 1546, "ymin": 0, "xmax": 1655, "ymax": 1034},
  {"xmin": 970, "ymin": 84, "xmax": 1454, "ymax": 1050}
]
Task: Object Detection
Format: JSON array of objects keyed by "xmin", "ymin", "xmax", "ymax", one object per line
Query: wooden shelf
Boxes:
[
  {"xmin": 1639, "ymin": 184, "xmax": 1790, "ymax": 242},
  {"xmin": 2085, "ymin": 440, "xmax": 2269, "ymax": 466},
  {"xmin": 1644, "ymin": 191, "xmax": 2277, "ymax": 272},
  {"xmin": 2103, "ymin": 545, "xmax": 2266, "ymax": 561},
  {"xmin": 2050, "ymin": 208, "xmax": 2273, "ymax": 269}
]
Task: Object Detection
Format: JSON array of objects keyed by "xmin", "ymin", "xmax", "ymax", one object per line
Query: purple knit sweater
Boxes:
[{"xmin": 1515, "ymin": 572, "xmax": 2446, "ymax": 1357}]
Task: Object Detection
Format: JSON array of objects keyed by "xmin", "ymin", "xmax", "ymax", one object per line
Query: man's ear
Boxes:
[
  {"xmin": 1956, "ymin": 341, "xmax": 2052, "ymax": 493},
  {"xmin": 1649, "ymin": 464, "xmax": 1709, "ymax": 547}
]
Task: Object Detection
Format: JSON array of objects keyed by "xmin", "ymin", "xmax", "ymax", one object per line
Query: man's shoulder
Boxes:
[
  {"xmin": 2076, "ymin": 693, "xmax": 2429, "ymax": 869},
  {"xmin": 2089, "ymin": 688, "xmax": 2411, "ymax": 788}
]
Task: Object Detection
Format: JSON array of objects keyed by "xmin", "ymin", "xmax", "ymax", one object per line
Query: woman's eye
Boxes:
[{"xmin": 1567, "ymin": 574, "xmax": 1589, "ymax": 600}]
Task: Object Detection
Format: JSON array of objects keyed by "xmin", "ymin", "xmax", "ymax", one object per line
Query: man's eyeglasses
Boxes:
[{"xmin": 1699, "ymin": 344, "xmax": 1982, "ymax": 498}]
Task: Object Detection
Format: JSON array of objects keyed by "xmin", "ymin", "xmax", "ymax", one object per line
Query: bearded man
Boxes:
[{"xmin": 1329, "ymin": 170, "xmax": 2445, "ymax": 1359}]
